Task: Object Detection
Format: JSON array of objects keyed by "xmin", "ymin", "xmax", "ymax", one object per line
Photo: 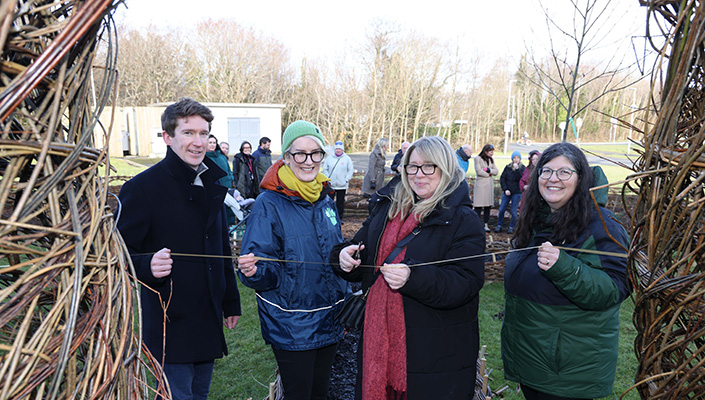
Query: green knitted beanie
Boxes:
[{"xmin": 282, "ymin": 120, "xmax": 326, "ymax": 153}]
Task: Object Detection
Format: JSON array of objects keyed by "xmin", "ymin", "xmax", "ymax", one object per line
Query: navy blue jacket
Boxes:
[
  {"xmin": 331, "ymin": 176, "xmax": 486, "ymax": 399},
  {"xmin": 238, "ymin": 160, "xmax": 349, "ymax": 351},
  {"xmin": 118, "ymin": 147, "xmax": 241, "ymax": 363},
  {"xmin": 499, "ymin": 163, "xmax": 525, "ymax": 195}
]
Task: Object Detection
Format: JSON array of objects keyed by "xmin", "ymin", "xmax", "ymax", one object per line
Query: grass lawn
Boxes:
[
  {"xmin": 207, "ymin": 281, "xmax": 639, "ymax": 399},
  {"xmin": 99, "ymin": 158, "xmax": 147, "ymax": 181}
]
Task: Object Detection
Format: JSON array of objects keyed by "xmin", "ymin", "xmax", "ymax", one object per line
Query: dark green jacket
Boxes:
[{"xmin": 501, "ymin": 205, "xmax": 630, "ymax": 398}]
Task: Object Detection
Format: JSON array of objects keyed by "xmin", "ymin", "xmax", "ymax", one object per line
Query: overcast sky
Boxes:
[{"xmin": 113, "ymin": 0, "xmax": 650, "ymax": 74}]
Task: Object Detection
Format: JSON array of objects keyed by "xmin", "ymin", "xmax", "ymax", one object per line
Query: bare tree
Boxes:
[{"xmin": 524, "ymin": 0, "xmax": 642, "ymax": 141}]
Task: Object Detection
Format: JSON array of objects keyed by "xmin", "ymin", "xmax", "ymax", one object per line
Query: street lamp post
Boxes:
[{"xmin": 504, "ymin": 79, "xmax": 516, "ymax": 154}]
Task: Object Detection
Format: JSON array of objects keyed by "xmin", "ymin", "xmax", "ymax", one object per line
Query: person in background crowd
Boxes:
[
  {"xmin": 519, "ymin": 149, "xmax": 541, "ymax": 211},
  {"xmin": 455, "ymin": 144, "xmax": 473, "ymax": 174},
  {"xmin": 219, "ymin": 141, "xmax": 230, "ymax": 160},
  {"xmin": 206, "ymin": 135, "xmax": 234, "ymax": 188},
  {"xmin": 252, "ymin": 136, "xmax": 272, "ymax": 180},
  {"xmin": 362, "ymin": 137, "xmax": 389, "ymax": 197},
  {"xmin": 232, "ymin": 141, "xmax": 259, "ymax": 199},
  {"xmin": 322, "ymin": 140, "xmax": 354, "ymax": 219},
  {"xmin": 333, "ymin": 136, "xmax": 485, "ymax": 399},
  {"xmin": 502, "ymin": 142, "xmax": 630, "ymax": 400},
  {"xmin": 391, "ymin": 141, "xmax": 411, "ymax": 175},
  {"xmin": 495, "ymin": 151, "xmax": 525, "ymax": 234},
  {"xmin": 117, "ymin": 98, "xmax": 241, "ymax": 400},
  {"xmin": 473, "ymin": 144, "xmax": 499, "ymax": 232},
  {"xmin": 237, "ymin": 120, "xmax": 348, "ymax": 400}
]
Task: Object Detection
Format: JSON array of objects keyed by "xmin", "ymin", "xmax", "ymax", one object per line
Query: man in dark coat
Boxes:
[
  {"xmin": 117, "ymin": 98, "xmax": 241, "ymax": 400},
  {"xmin": 390, "ymin": 141, "xmax": 410, "ymax": 175},
  {"xmin": 252, "ymin": 136, "xmax": 272, "ymax": 181}
]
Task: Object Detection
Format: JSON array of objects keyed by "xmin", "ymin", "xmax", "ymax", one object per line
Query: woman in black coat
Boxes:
[
  {"xmin": 331, "ymin": 136, "xmax": 486, "ymax": 400},
  {"xmin": 232, "ymin": 140, "xmax": 259, "ymax": 198}
]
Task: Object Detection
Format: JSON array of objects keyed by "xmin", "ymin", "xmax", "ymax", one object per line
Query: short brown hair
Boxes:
[{"xmin": 161, "ymin": 97, "xmax": 213, "ymax": 137}]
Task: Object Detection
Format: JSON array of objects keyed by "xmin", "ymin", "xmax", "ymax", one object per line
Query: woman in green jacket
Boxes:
[
  {"xmin": 206, "ymin": 134, "xmax": 234, "ymax": 188},
  {"xmin": 501, "ymin": 142, "xmax": 630, "ymax": 400}
]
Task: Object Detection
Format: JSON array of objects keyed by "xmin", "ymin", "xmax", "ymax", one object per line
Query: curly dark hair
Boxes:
[{"xmin": 513, "ymin": 142, "xmax": 594, "ymax": 247}]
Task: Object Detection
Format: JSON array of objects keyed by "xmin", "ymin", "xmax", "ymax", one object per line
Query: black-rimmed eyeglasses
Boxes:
[
  {"xmin": 539, "ymin": 167, "xmax": 576, "ymax": 181},
  {"xmin": 288, "ymin": 150, "xmax": 325, "ymax": 164},
  {"xmin": 404, "ymin": 164, "xmax": 437, "ymax": 175}
]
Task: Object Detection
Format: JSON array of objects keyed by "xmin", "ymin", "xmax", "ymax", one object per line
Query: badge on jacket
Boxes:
[{"xmin": 325, "ymin": 207, "xmax": 338, "ymax": 226}]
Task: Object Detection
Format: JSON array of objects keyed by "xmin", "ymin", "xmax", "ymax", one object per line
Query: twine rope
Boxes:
[{"xmin": 135, "ymin": 245, "xmax": 627, "ymax": 269}]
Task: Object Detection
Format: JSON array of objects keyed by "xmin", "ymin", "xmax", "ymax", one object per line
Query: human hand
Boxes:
[
  {"xmin": 224, "ymin": 315, "xmax": 240, "ymax": 329},
  {"xmin": 537, "ymin": 242, "xmax": 561, "ymax": 271},
  {"xmin": 237, "ymin": 253, "xmax": 258, "ymax": 277},
  {"xmin": 381, "ymin": 263, "xmax": 410, "ymax": 290},
  {"xmin": 150, "ymin": 248, "xmax": 173, "ymax": 278},
  {"xmin": 484, "ymin": 167, "xmax": 490, "ymax": 173},
  {"xmin": 505, "ymin": 190, "xmax": 511, "ymax": 196},
  {"xmin": 339, "ymin": 244, "xmax": 364, "ymax": 272}
]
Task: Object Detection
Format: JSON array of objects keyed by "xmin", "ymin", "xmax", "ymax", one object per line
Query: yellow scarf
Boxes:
[{"xmin": 278, "ymin": 164, "xmax": 330, "ymax": 203}]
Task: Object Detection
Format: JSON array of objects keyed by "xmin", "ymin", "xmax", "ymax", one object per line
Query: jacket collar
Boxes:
[
  {"xmin": 163, "ymin": 146, "xmax": 225, "ymax": 185},
  {"xmin": 368, "ymin": 175, "xmax": 473, "ymax": 226}
]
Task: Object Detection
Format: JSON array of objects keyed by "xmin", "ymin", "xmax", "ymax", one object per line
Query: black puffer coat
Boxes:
[{"xmin": 331, "ymin": 176, "xmax": 485, "ymax": 399}]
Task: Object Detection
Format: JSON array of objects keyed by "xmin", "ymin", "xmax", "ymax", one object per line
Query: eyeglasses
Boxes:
[
  {"xmin": 404, "ymin": 164, "xmax": 437, "ymax": 175},
  {"xmin": 288, "ymin": 150, "xmax": 325, "ymax": 164},
  {"xmin": 539, "ymin": 167, "xmax": 576, "ymax": 181}
]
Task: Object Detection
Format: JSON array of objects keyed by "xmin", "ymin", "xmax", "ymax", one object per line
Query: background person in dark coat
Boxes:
[
  {"xmin": 495, "ymin": 150, "xmax": 525, "ymax": 233},
  {"xmin": 252, "ymin": 136, "xmax": 272, "ymax": 179},
  {"xmin": 117, "ymin": 98, "xmax": 241, "ymax": 400},
  {"xmin": 232, "ymin": 141, "xmax": 259, "ymax": 199},
  {"xmin": 390, "ymin": 141, "xmax": 410, "ymax": 175},
  {"xmin": 332, "ymin": 136, "xmax": 485, "ymax": 400}
]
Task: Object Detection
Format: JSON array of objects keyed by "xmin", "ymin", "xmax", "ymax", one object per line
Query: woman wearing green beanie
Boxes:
[{"xmin": 236, "ymin": 120, "xmax": 349, "ymax": 400}]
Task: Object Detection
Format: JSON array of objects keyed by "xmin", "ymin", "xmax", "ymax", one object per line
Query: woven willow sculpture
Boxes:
[
  {"xmin": 0, "ymin": 1, "xmax": 164, "ymax": 398},
  {"xmin": 626, "ymin": 1, "xmax": 705, "ymax": 398}
]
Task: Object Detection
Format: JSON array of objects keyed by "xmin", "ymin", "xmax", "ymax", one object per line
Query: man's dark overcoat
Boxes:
[{"xmin": 118, "ymin": 147, "xmax": 241, "ymax": 363}]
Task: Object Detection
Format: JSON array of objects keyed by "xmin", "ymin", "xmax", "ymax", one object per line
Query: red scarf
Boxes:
[{"xmin": 362, "ymin": 213, "xmax": 419, "ymax": 400}]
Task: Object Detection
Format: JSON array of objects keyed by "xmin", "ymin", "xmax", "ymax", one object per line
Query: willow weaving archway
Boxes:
[
  {"xmin": 626, "ymin": 0, "xmax": 705, "ymax": 398},
  {"xmin": 0, "ymin": 1, "xmax": 164, "ymax": 398}
]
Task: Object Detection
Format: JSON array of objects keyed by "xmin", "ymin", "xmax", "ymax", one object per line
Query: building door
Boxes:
[{"xmin": 228, "ymin": 117, "xmax": 261, "ymax": 151}]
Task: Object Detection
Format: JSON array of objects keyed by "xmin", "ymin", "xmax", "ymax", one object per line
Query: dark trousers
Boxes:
[
  {"xmin": 332, "ymin": 189, "xmax": 346, "ymax": 218},
  {"xmin": 162, "ymin": 361, "xmax": 214, "ymax": 400},
  {"xmin": 522, "ymin": 385, "xmax": 592, "ymax": 400},
  {"xmin": 272, "ymin": 344, "xmax": 338, "ymax": 400},
  {"xmin": 475, "ymin": 206, "xmax": 491, "ymax": 224}
]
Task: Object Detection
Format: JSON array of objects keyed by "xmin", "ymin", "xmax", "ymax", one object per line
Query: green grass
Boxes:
[
  {"xmin": 210, "ymin": 280, "xmax": 277, "ymax": 400},
  {"xmin": 479, "ymin": 282, "xmax": 639, "ymax": 400},
  {"xmin": 207, "ymin": 280, "xmax": 639, "ymax": 399},
  {"xmin": 99, "ymin": 158, "xmax": 147, "ymax": 180}
]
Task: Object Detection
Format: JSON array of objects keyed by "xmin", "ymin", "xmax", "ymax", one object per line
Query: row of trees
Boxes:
[{"xmin": 112, "ymin": 1, "xmax": 649, "ymax": 153}]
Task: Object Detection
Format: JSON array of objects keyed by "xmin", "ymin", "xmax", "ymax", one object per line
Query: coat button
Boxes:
[{"xmin": 205, "ymin": 234, "xmax": 209, "ymax": 239}]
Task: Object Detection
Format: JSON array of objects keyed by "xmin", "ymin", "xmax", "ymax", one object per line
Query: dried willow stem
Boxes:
[
  {"xmin": 626, "ymin": 1, "xmax": 705, "ymax": 399},
  {"xmin": 1, "ymin": 1, "xmax": 165, "ymax": 399}
]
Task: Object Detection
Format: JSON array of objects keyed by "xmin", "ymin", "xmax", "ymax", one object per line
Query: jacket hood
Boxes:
[
  {"xmin": 591, "ymin": 165, "xmax": 609, "ymax": 207},
  {"xmin": 260, "ymin": 159, "xmax": 333, "ymax": 200}
]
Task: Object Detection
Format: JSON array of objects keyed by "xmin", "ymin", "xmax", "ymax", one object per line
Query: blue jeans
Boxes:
[
  {"xmin": 162, "ymin": 361, "xmax": 214, "ymax": 400},
  {"xmin": 497, "ymin": 193, "xmax": 522, "ymax": 230}
]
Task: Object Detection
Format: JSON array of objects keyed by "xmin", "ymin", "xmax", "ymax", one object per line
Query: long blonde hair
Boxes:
[
  {"xmin": 388, "ymin": 136, "xmax": 465, "ymax": 221},
  {"xmin": 376, "ymin": 137, "xmax": 389, "ymax": 156}
]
